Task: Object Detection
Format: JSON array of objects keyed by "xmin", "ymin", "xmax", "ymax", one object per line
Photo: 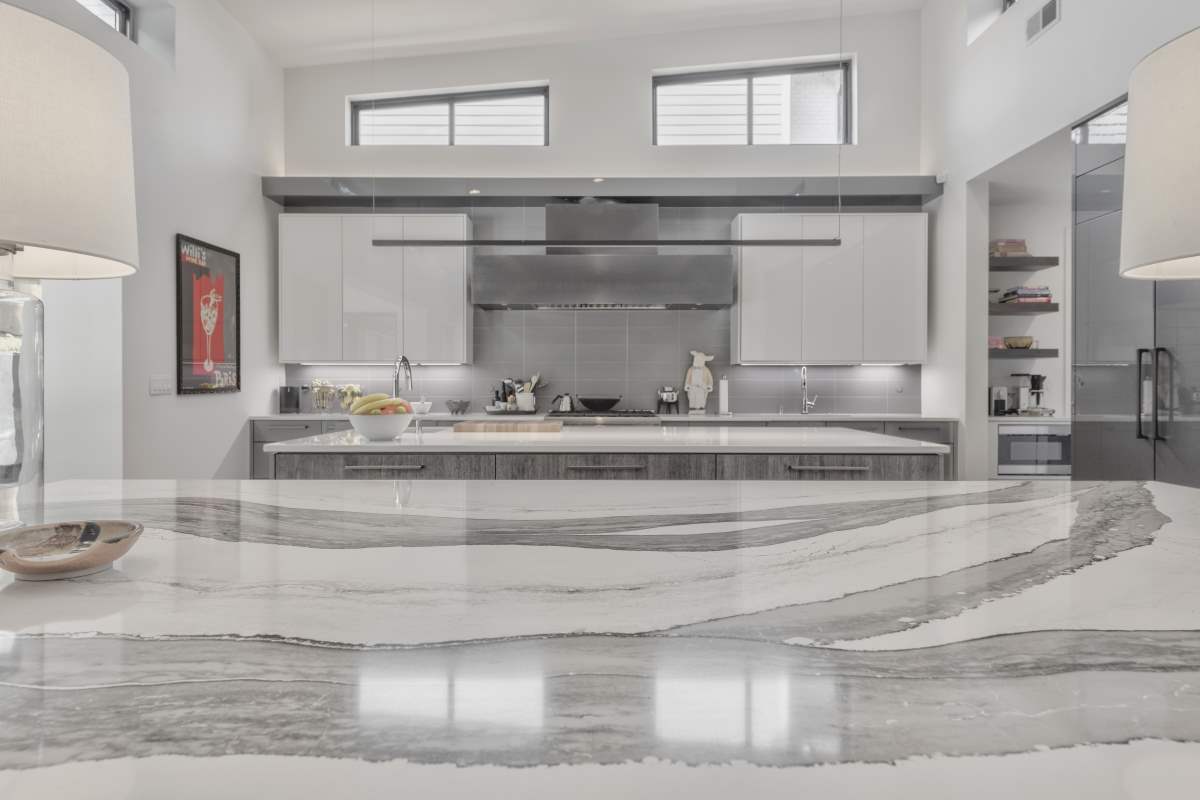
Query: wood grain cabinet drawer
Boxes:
[
  {"xmin": 716, "ymin": 453, "xmax": 943, "ymax": 481},
  {"xmin": 253, "ymin": 421, "xmax": 321, "ymax": 442},
  {"xmin": 496, "ymin": 453, "xmax": 716, "ymax": 480},
  {"xmin": 275, "ymin": 453, "xmax": 496, "ymax": 480}
]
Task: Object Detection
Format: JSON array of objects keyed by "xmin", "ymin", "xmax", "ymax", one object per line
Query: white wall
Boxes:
[
  {"xmin": 283, "ymin": 11, "xmax": 922, "ymax": 177},
  {"xmin": 16, "ymin": 0, "xmax": 286, "ymax": 478},
  {"xmin": 920, "ymin": 0, "xmax": 1200, "ymax": 478}
]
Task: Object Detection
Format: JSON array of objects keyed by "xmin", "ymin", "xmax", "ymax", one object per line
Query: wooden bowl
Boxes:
[
  {"xmin": 0, "ymin": 521, "xmax": 143, "ymax": 581},
  {"xmin": 1004, "ymin": 336, "xmax": 1035, "ymax": 350}
]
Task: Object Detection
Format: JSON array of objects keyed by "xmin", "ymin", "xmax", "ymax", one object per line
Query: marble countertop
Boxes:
[
  {"xmin": 264, "ymin": 425, "xmax": 952, "ymax": 455},
  {"xmin": 3, "ymin": 478, "xmax": 1199, "ymax": 798},
  {"xmin": 252, "ymin": 412, "xmax": 961, "ymax": 424}
]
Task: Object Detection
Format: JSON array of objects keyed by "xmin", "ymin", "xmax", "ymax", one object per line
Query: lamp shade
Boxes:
[
  {"xmin": 0, "ymin": 4, "xmax": 138, "ymax": 279},
  {"xmin": 1120, "ymin": 27, "xmax": 1200, "ymax": 280}
]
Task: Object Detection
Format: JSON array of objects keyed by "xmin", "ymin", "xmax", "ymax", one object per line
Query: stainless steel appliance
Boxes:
[
  {"xmin": 657, "ymin": 386, "xmax": 679, "ymax": 415},
  {"xmin": 472, "ymin": 202, "xmax": 734, "ymax": 309},
  {"xmin": 996, "ymin": 424, "xmax": 1072, "ymax": 476},
  {"xmin": 1072, "ymin": 102, "xmax": 1200, "ymax": 486},
  {"xmin": 279, "ymin": 386, "xmax": 301, "ymax": 414},
  {"xmin": 547, "ymin": 409, "xmax": 660, "ymax": 426}
]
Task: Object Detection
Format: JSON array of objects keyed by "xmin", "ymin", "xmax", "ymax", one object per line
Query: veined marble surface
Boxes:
[
  {"xmin": 263, "ymin": 425, "xmax": 952, "ymax": 454},
  {"xmin": 2, "ymin": 478, "xmax": 1200, "ymax": 799}
]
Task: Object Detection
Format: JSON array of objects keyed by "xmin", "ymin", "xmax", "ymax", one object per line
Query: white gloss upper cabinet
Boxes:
[
  {"xmin": 802, "ymin": 215, "xmax": 864, "ymax": 363},
  {"xmin": 862, "ymin": 214, "xmax": 928, "ymax": 364},
  {"xmin": 401, "ymin": 215, "xmax": 472, "ymax": 365},
  {"xmin": 341, "ymin": 215, "xmax": 405, "ymax": 361},
  {"xmin": 733, "ymin": 213, "xmax": 927, "ymax": 365},
  {"xmin": 279, "ymin": 215, "xmax": 342, "ymax": 363},
  {"xmin": 733, "ymin": 214, "xmax": 805, "ymax": 364}
]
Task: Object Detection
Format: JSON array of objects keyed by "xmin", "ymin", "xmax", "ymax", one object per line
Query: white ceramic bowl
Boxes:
[
  {"xmin": 410, "ymin": 400, "xmax": 433, "ymax": 414},
  {"xmin": 349, "ymin": 413, "xmax": 413, "ymax": 441}
]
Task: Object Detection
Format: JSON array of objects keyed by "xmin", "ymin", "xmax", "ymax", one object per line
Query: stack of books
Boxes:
[
  {"xmin": 990, "ymin": 239, "xmax": 1029, "ymax": 257},
  {"xmin": 1000, "ymin": 286, "xmax": 1053, "ymax": 304}
]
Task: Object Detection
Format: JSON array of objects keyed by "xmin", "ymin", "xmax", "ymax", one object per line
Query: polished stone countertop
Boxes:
[
  {"xmin": 264, "ymin": 425, "xmax": 952, "ymax": 455},
  {"xmin": 2, "ymin": 478, "xmax": 1199, "ymax": 798},
  {"xmin": 252, "ymin": 412, "xmax": 960, "ymax": 424}
]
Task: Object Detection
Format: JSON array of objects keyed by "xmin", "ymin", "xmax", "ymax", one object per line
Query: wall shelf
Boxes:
[
  {"xmin": 989, "ymin": 348, "xmax": 1060, "ymax": 359},
  {"xmin": 989, "ymin": 303, "xmax": 1059, "ymax": 315},
  {"xmin": 990, "ymin": 256, "xmax": 1060, "ymax": 271}
]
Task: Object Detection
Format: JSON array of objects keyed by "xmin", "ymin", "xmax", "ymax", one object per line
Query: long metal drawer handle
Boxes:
[
  {"xmin": 343, "ymin": 465, "xmax": 425, "ymax": 472},
  {"xmin": 566, "ymin": 465, "xmax": 647, "ymax": 471},
  {"xmin": 897, "ymin": 426, "xmax": 938, "ymax": 432},
  {"xmin": 786, "ymin": 465, "xmax": 871, "ymax": 473}
]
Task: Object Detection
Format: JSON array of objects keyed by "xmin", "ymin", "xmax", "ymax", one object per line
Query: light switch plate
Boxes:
[{"xmin": 149, "ymin": 375, "xmax": 174, "ymax": 396}]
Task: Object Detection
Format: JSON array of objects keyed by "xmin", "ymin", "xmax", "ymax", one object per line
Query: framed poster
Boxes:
[{"xmin": 176, "ymin": 234, "xmax": 240, "ymax": 394}]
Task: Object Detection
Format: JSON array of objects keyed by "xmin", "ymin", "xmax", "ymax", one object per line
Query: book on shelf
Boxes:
[
  {"xmin": 990, "ymin": 238, "xmax": 1029, "ymax": 256},
  {"xmin": 999, "ymin": 296, "xmax": 1053, "ymax": 304}
]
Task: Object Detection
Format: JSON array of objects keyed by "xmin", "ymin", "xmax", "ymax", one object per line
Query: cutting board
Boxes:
[{"xmin": 452, "ymin": 421, "xmax": 563, "ymax": 433}]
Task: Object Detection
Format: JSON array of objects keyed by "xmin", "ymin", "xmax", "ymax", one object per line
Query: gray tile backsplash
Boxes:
[{"xmin": 285, "ymin": 308, "xmax": 922, "ymax": 415}]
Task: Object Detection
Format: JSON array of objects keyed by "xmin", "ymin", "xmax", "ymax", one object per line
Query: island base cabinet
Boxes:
[
  {"xmin": 496, "ymin": 453, "xmax": 716, "ymax": 480},
  {"xmin": 275, "ymin": 453, "xmax": 496, "ymax": 480},
  {"xmin": 716, "ymin": 454, "xmax": 944, "ymax": 481}
]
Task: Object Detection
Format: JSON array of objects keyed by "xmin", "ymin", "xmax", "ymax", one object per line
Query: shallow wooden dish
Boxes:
[{"xmin": 0, "ymin": 521, "xmax": 143, "ymax": 581}]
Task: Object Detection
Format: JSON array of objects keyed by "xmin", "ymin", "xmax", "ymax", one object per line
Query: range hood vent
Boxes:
[{"xmin": 472, "ymin": 203, "xmax": 734, "ymax": 309}]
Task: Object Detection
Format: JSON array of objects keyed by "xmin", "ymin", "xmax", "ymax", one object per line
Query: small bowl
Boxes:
[
  {"xmin": 1004, "ymin": 336, "xmax": 1035, "ymax": 350},
  {"xmin": 410, "ymin": 401, "xmax": 433, "ymax": 415},
  {"xmin": 0, "ymin": 521, "xmax": 143, "ymax": 581},
  {"xmin": 577, "ymin": 396, "xmax": 622, "ymax": 412},
  {"xmin": 446, "ymin": 400, "xmax": 470, "ymax": 415},
  {"xmin": 349, "ymin": 413, "xmax": 413, "ymax": 441}
]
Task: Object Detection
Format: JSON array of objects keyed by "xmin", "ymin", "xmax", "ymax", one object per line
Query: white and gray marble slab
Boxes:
[
  {"xmin": 263, "ymin": 426, "xmax": 952, "ymax": 454},
  {"xmin": 1, "ymin": 478, "xmax": 1198, "ymax": 799}
]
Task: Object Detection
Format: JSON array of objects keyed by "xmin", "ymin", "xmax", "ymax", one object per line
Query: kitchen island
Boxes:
[
  {"xmin": 265, "ymin": 425, "xmax": 951, "ymax": 480},
  {"xmin": 2, "ymin": 478, "xmax": 1199, "ymax": 799}
]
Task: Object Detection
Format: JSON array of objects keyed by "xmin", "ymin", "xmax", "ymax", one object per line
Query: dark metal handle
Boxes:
[
  {"xmin": 343, "ymin": 464, "xmax": 425, "ymax": 472},
  {"xmin": 897, "ymin": 426, "xmax": 938, "ymax": 432},
  {"xmin": 786, "ymin": 465, "xmax": 871, "ymax": 473},
  {"xmin": 1136, "ymin": 348, "xmax": 1151, "ymax": 440},
  {"xmin": 1155, "ymin": 347, "xmax": 1172, "ymax": 442},
  {"xmin": 566, "ymin": 465, "xmax": 646, "ymax": 471}
]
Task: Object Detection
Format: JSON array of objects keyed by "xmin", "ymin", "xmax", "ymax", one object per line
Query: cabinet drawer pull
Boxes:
[
  {"xmin": 786, "ymin": 464, "xmax": 870, "ymax": 473},
  {"xmin": 566, "ymin": 464, "xmax": 646, "ymax": 471},
  {"xmin": 343, "ymin": 464, "xmax": 425, "ymax": 472},
  {"xmin": 897, "ymin": 426, "xmax": 939, "ymax": 432}
]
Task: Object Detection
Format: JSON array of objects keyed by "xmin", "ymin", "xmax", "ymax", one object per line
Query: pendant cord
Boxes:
[{"xmin": 837, "ymin": 0, "xmax": 844, "ymax": 235}]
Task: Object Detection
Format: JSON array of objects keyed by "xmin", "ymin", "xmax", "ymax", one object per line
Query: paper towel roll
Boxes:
[{"xmin": 718, "ymin": 376, "xmax": 730, "ymax": 416}]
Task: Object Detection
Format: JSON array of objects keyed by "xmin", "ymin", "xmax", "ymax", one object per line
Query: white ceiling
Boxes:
[{"xmin": 217, "ymin": 0, "xmax": 923, "ymax": 68}]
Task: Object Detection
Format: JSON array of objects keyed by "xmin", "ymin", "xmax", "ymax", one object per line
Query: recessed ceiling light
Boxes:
[
  {"xmin": 592, "ymin": 177, "xmax": 605, "ymax": 183},
  {"xmin": 468, "ymin": 188, "xmax": 481, "ymax": 195}
]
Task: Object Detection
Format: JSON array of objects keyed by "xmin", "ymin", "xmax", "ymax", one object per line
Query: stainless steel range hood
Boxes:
[{"xmin": 472, "ymin": 203, "xmax": 734, "ymax": 309}]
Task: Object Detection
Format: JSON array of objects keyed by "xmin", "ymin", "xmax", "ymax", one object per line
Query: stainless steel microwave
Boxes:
[{"xmin": 995, "ymin": 424, "xmax": 1072, "ymax": 476}]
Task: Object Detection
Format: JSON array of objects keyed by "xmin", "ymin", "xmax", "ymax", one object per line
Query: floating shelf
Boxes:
[
  {"xmin": 990, "ymin": 348, "xmax": 1060, "ymax": 359},
  {"xmin": 989, "ymin": 303, "xmax": 1059, "ymax": 315},
  {"xmin": 990, "ymin": 256, "xmax": 1060, "ymax": 271}
]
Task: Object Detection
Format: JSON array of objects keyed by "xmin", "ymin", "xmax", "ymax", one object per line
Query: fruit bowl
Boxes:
[
  {"xmin": 349, "ymin": 413, "xmax": 413, "ymax": 441},
  {"xmin": 0, "ymin": 521, "xmax": 143, "ymax": 581}
]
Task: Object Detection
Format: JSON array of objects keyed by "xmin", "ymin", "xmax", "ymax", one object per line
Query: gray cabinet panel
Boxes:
[
  {"xmin": 496, "ymin": 453, "xmax": 716, "ymax": 480},
  {"xmin": 252, "ymin": 444, "xmax": 273, "ymax": 479},
  {"xmin": 253, "ymin": 420, "xmax": 321, "ymax": 442},
  {"xmin": 716, "ymin": 453, "xmax": 943, "ymax": 481},
  {"xmin": 766, "ymin": 421, "xmax": 827, "ymax": 428},
  {"xmin": 322, "ymin": 420, "xmax": 353, "ymax": 434},
  {"xmin": 883, "ymin": 422, "xmax": 955, "ymax": 444},
  {"xmin": 275, "ymin": 453, "xmax": 495, "ymax": 480}
]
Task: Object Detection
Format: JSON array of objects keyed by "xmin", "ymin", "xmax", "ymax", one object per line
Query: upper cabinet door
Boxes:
[
  {"xmin": 863, "ymin": 214, "xmax": 928, "ymax": 363},
  {"xmin": 279, "ymin": 215, "xmax": 342, "ymax": 363},
  {"xmin": 734, "ymin": 214, "xmax": 804, "ymax": 363},
  {"xmin": 402, "ymin": 215, "xmax": 471, "ymax": 364},
  {"xmin": 802, "ymin": 215, "xmax": 864, "ymax": 363},
  {"xmin": 342, "ymin": 215, "xmax": 405, "ymax": 361}
]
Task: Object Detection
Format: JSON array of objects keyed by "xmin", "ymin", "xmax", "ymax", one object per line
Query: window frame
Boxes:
[
  {"xmin": 651, "ymin": 60, "xmax": 852, "ymax": 146},
  {"xmin": 80, "ymin": 0, "xmax": 133, "ymax": 37},
  {"xmin": 350, "ymin": 86, "xmax": 550, "ymax": 147}
]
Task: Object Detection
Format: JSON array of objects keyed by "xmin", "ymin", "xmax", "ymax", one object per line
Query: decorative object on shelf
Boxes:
[
  {"xmin": 337, "ymin": 384, "xmax": 363, "ymax": 411},
  {"xmin": 1120, "ymin": 26, "xmax": 1200, "ymax": 279},
  {"xmin": 988, "ymin": 336, "xmax": 1006, "ymax": 350},
  {"xmin": 684, "ymin": 350, "xmax": 715, "ymax": 415},
  {"xmin": 990, "ymin": 238, "xmax": 1029, "ymax": 257},
  {"xmin": 310, "ymin": 379, "xmax": 336, "ymax": 412},
  {"xmin": 445, "ymin": 400, "xmax": 471, "ymax": 415},
  {"xmin": 999, "ymin": 286, "xmax": 1052, "ymax": 304},
  {"xmin": 0, "ymin": 5, "xmax": 139, "ymax": 530},
  {"xmin": 176, "ymin": 235, "xmax": 240, "ymax": 394},
  {"xmin": 0, "ymin": 521, "xmax": 143, "ymax": 581},
  {"xmin": 1004, "ymin": 336, "xmax": 1035, "ymax": 350}
]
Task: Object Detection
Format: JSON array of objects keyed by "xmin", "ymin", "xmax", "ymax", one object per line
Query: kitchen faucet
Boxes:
[
  {"xmin": 800, "ymin": 366, "xmax": 819, "ymax": 414},
  {"xmin": 393, "ymin": 355, "xmax": 412, "ymax": 397}
]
